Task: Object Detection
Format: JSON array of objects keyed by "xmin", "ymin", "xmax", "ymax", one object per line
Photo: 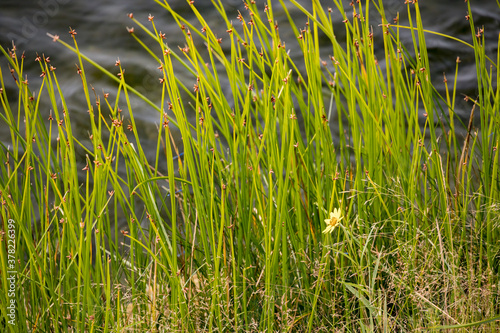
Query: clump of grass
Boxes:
[{"xmin": 1, "ymin": 0, "xmax": 499, "ymax": 331}]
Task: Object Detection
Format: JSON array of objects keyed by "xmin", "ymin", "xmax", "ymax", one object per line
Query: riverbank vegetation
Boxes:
[{"xmin": 1, "ymin": 0, "xmax": 499, "ymax": 331}]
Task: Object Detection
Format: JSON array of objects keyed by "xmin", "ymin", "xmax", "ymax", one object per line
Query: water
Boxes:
[
  {"xmin": 1, "ymin": 1, "xmax": 498, "ymax": 119},
  {"xmin": 1, "ymin": 0, "xmax": 498, "ymax": 231}
]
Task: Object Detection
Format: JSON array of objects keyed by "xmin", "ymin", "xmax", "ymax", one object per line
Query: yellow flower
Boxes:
[{"xmin": 322, "ymin": 208, "xmax": 343, "ymax": 234}]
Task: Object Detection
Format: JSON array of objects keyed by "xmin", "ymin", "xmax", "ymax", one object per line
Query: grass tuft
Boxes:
[{"xmin": 1, "ymin": 0, "xmax": 499, "ymax": 331}]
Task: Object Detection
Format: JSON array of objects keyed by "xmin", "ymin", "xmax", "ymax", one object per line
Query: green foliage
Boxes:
[{"xmin": 1, "ymin": 0, "xmax": 499, "ymax": 331}]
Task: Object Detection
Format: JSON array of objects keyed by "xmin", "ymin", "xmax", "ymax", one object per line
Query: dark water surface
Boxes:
[
  {"xmin": 1, "ymin": 0, "xmax": 498, "ymax": 137},
  {"xmin": 0, "ymin": 1, "xmax": 498, "ymax": 230}
]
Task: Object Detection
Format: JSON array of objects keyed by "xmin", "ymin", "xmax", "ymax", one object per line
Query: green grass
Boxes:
[{"xmin": 1, "ymin": 0, "xmax": 499, "ymax": 331}]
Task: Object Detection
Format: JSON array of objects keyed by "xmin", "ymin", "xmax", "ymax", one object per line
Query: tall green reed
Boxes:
[{"xmin": 1, "ymin": 0, "xmax": 499, "ymax": 331}]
